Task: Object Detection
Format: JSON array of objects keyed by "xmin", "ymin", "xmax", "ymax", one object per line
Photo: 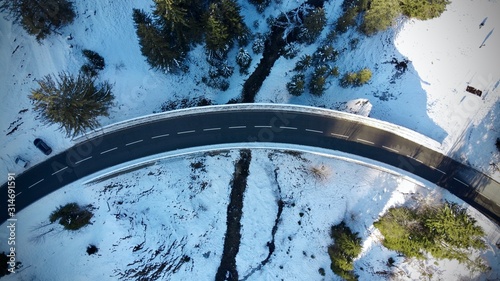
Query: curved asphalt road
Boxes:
[{"xmin": 1, "ymin": 107, "xmax": 499, "ymax": 225}]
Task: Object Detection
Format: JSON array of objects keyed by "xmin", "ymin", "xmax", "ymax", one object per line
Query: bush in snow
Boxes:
[
  {"xmin": 286, "ymin": 74, "xmax": 306, "ymax": 96},
  {"xmin": 236, "ymin": 48, "xmax": 252, "ymax": 74},
  {"xmin": 202, "ymin": 76, "xmax": 230, "ymax": 91},
  {"xmin": 29, "ymin": 72, "xmax": 114, "ymax": 137},
  {"xmin": 328, "ymin": 221, "xmax": 362, "ymax": 281},
  {"xmin": 309, "ymin": 164, "xmax": 331, "ymax": 181},
  {"xmin": 1, "ymin": 0, "xmax": 75, "ymax": 41},
  {"xmin": 50, "ymin": 203, "xmax": 93, "ymax": 231},
  {"xmin": 282, "ymin": 43, "xmax": 299, "ymax": 59},
  {"xmin": 356, "ymin": 68, "xmax": 372, "ymax": 85},
  {"xmin": 312, "ymin": 44, "xmax": 339, "ymax": 64},
  {"xmin": 81, "ymin": 49, "xmax": 105, "ymax": 77},
  {"xmin": 86, "ymin": 244, "xmax": 98, "ymax": 255},
  {"xmin": 496, "ymin": 138, "xmax": 500, "ymax": 152},
  {"xmin": 340, "ymin": 68, "xmax": 372, "ymax": 87},
  {"xmin": 340, "ymin": 72, "xmax": 357, "ymax": 88},
  {"xmin": 309, "ymin": 66, "xmax": 329, "ymax": 96},
  {"xmin": 294, "ymin": 55, "xmax": 312, "ymax": 72},
  {"xmin": 374, "ymin": 202, "xmax": 489, "ymax": 272},
  {"xmin": 252, "ymin": 34, "xmax": 266, "ymax": 54}
]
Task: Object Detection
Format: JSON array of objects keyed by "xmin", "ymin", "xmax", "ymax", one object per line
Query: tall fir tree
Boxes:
[
  {"xmin": 153, "ymin": 0, "xmax": 204, "ymax": 47},
  {"xmin": 299, "ymin": 7, "xmax": 326, "ymax": 44},
  {"xmin": 362, "ymin": 0, "xmax": 400, "ymax": 35},
  {"xmin": 133, "ymin": 9, "xmax": 185, "ymax": 71},
  {"xmin": 1, "ymin": 0, "xmax": 75, "ymax": 41},
  {"xmin": 29, "ymin": 72, "xmax": 114, "ymax": 137},
  {"xmin": 204, "ymin": 0, "xmax": 247, "ymax": 53},
  {"xmin": 205, "ymin": 6, "xmax": 230, "ymax": 52}
]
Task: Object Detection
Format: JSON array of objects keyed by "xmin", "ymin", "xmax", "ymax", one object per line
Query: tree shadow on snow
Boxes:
[{"xmin": 298, "ymin": 28, "xmax": 448, "ymax": 143}]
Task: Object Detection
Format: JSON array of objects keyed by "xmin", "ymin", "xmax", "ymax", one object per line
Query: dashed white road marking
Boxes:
[
  {"xmin": 100, "ymin": 147, "xmax": 118, "ymax": 154},
  {"xmin": 454, "ymin": 177, "xmax": 469, "ymax": 187},
  {"xmin": 357, "ymin": 138, "xmax": 374, "ymax": 145},
  {"xmin": 28, "ymin": 179, "xmax": 44, "ymax": 189},
  {"xmin": 203, "ymin": 127, "xmax": 221, "ymax": 131},
  {"xmin": 228, "ymin": 126, "xmax": 246, "ymax": 129},
  {"xmin": 406, "ymin": 155, "xmax": 424, "ymax": 164},
  {"xmin": 331, "ymin": 133, "xmax": 349, "ymax": 138},
  {"xmin": 177, "ymin": 130, "xmax": 195, "ymax": 135},
  {"xmin": 254, "ymin": 125, "xmax": 272, "ymax": 128},
  {"xmin": 51, "ymin": 166, "xmax": 68, "ymax": 175},
  {"xmin": 151, "ymin": 133, "xmax": 170, "ymax": 139},
  {"xmin": 16, "ymin": 192, "xmax": 22, "ymax": 197},
  {"xmin": 382, "ymin": 145, "xmax": 399, "ymax": 153},
  {"xmin": 430, "ymin": 166, "xmax": 446, "ymax": 175},
  {"xmin": 280, "ymin": 126, "xmax": 297, "ymax": 130},
  {"xmin": 126, "ymin": 139, "xmax": 144, "ymax": 146},
  {"xmin": 75, "ymin": 156, "xmax": 92, "ymax": 165},
  {"xmin": 305, "ymin": 129, "xmax": 323, "ymax": 134}
]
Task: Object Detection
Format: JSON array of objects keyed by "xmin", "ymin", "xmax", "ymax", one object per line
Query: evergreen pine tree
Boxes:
[
  {"xmin": 5, "ymin": 0, "xmax": 76, "ymax": 41},
  {"xmin": 299, "ymin": 7, "xmax": 326, "ymax": 44},
  {"xmin": 399, "ymin": 0, "xmax": 449, "ymax": 20},
  {"xmin": 133, "ymin": 9, "xmax": 185, "ymax": 71},
  {"xmin": 374, "ymin": 203, "xmax": 488, "ymax": 269},
  {"xmin": 153, "ymin": 0, "xmax": 205, "ymax": 48},
  {"xmin": 204, "ymin": 0, "xmax": 247, "ymax": 53},
  {"xmin": 362, "ymin": 0, "xmax": 400, "ymax": 35},
  {"xmin": 328, "ymin": 221, "xmax": 362, "ymax": 281},
  {"xmin": 81, "ymin": 49, "xmax": 105, "ymax": 77},
  {"xmin": 294, "ymin": 55, "xmax": 312, "ymax": 72},
  {"xmin": 309, "ymin": 66, "xmax": 328, "ymax": 96},
  {"xmin": 252, "ymin": 34, "xmax": 265, "ymax": 54},
  {"xmin": 219, "ymin": 0, "xmax": 248, "ymax": 42},
  {"xmin": 236, "ymin": 48, "xmax": 252, "ymax": 74},
  {"xmin": 205, "ymin": 7, "xmax": 230, "ymax": 52},
  {"xmin": 29, "ymin": 72, "xmax": 114, "ymax": 137},
  {"xmin": 286, "ymin": 74, "xmax": 306, "ymax": 96}
]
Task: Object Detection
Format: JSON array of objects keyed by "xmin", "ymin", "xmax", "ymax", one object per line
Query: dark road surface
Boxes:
[{"xmin": 1, "ymin": 106, "xmax": 499, "ymax": 225}]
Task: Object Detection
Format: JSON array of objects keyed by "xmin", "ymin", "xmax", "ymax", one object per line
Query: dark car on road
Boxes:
[{"xmin": 34, "ymin": 138, "xmax": 52, "ymax": 155}]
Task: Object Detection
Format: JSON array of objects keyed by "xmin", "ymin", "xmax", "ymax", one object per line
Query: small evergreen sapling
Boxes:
[
  {"xmin": 81, "ymin": 49, "xmax": 105, "ymax": 77},
  {"xmin": 286, "ymin": 74, "xmax": 306, "ymax": 96},
  {"xmin": 236, "ymin": 48, "xmax": 252, "ymax": 74}
]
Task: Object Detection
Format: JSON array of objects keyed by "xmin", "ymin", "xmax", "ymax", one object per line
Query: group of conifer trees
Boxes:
[{"xmin": 133, "ymin": 0, "xmax": 248, "ymax": 71}]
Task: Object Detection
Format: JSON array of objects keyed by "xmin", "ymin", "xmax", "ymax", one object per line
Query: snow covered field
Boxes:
[
  {"xmin": 1, "ymin": 149, "xmax": 499, "ymax": 280},
  {"xmin": 0, "ymin": 0, "xmax": 499, "ymax": 279}
]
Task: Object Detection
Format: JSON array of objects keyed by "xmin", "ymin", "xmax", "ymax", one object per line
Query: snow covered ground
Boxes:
[
  {"xmin": 1, "ymin": 149, "xmax": 498, "ymax": 280},
  {"xmin": 1, "ymin": 0, "xmax": 499, "ymax": 279}
]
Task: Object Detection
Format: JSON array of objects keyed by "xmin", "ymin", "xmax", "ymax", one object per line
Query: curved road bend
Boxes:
[{"xmin": 1, "ymin": 107, "xmax": 499, "ymax": 225}]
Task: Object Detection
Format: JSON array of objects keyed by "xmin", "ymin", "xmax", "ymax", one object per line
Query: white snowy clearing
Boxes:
[
  {"xmin": 1, "ymin": 149, "xmax": 499, "ymax": 280},
  {"xmin": 0, "ymin": 0, "xmax": 499, "ymax": 279}
]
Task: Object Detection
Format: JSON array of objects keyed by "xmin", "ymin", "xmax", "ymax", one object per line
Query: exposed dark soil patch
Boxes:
[
  {"xmin": 241, "ymin": 24, "xmax": 287, "ymax": 103},
  {"xmin": 215, "ymin": 149, "xmax": 252, "ymax": 281},
  {"xmin": 241, "ymin": 0, "xmax": 325, "ymax": 103}
]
